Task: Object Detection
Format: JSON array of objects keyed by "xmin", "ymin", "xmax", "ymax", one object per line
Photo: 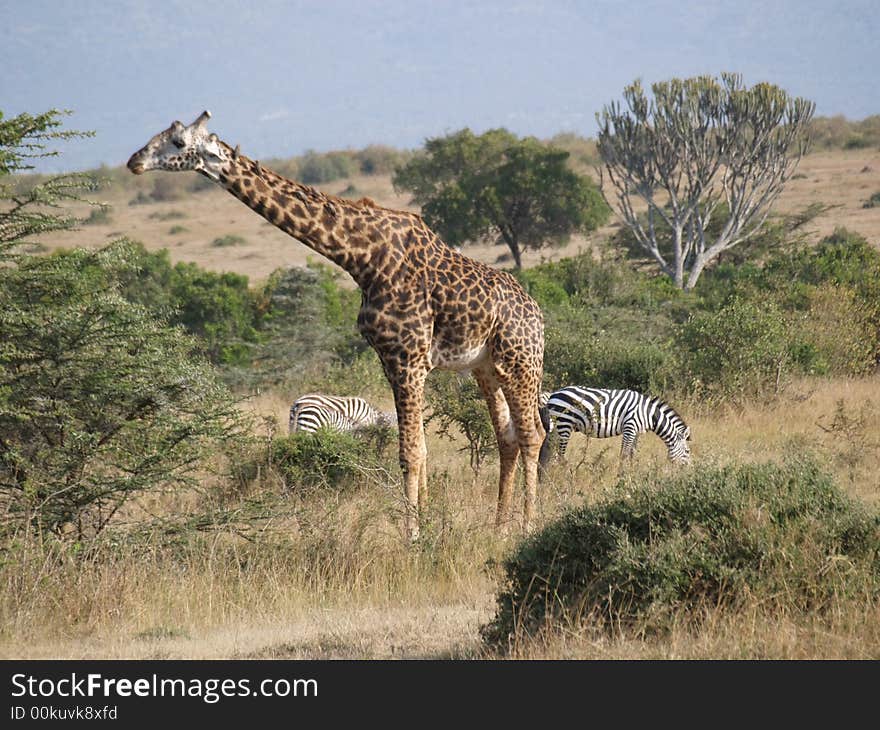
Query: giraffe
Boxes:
[{"xmin": 127, "ymin": 111, "xmax": 546, "ymax": 540}]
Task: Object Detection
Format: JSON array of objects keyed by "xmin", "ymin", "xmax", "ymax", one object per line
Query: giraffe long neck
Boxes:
[{"xmin": 209, "ymin": 144, "xmax": 380, "ymax": 284}]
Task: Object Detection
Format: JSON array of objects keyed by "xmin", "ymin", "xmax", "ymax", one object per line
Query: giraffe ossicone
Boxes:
[{"xmin": 128, "ymin": 111, "xmax": 547, "ymax": 540}]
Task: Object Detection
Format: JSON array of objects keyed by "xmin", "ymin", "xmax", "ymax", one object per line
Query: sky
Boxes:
[{"xmin": 2, "ymin": 0, "xmax": 878, "ymax": 173}]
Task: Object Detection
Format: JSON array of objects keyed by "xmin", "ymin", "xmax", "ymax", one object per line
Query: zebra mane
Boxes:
[{"xmin": 653, "ymin": 397, "xmax": 687, "ymax": 435}]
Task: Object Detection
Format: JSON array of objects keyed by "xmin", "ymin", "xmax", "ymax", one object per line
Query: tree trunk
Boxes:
[
  {"xmin": 672, "ymin": 225, "xmax": 684, "ymax": 289},
  {"xmin": 500, "ymin": 230, "xmax": 523, "ymax": 269},
  {"xmin": 686, "ymin": 254, "xmax": 709, "ymax": 292}
]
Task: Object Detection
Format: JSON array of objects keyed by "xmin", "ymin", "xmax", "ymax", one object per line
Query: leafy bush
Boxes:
[
  {"xmin": 356, "ymin": 145, "xmax": 413, "ymax": 176},
  {"xmin": 297, "ymin": 150, "xmax": 355, "ymax": 184},
  {"xmin": 0, "ymin": 245, "xmax": 243, "ymax": 540},
  {"xmin": 426, "ymin": 373, "xmax": 496, "ymax": 474},
  {"xmin": 83, "ymin": 206, "xmax": 111, "ymax": 225},
  {"xmin": 808, "ymin": 114, "xmax": 880, "ymax": 150},
  {"xmin": 677, "ymin": 297, "xmax": 793, "ymax": 402},
  {"xmin": 483, "ymin": 458, "xmax": 880, "ymax": 648},
  {"xmin": 242, "ymin": 264, "xmax": 363, "ymax": 387},
  {"xmin": 266, "ymin": 429, "xmax": 394, "ymax": 490},
  {"xmin": 148, "ymin": 210, "xmax": 187, "ymax": 221},
  {"xmin": 862, "ymin": 191, "xmax": 880, "ymax": 209},
  {"xmin": 211, "ymin": 234, "xmax": 247, "ymax": 247},
  {"xmin": 789, "ymin": 284, "xmax": 876, "ymax": 376},
  {"xmin": 60, "ymin": 241, "xmax": 265, "ymax": 367}
]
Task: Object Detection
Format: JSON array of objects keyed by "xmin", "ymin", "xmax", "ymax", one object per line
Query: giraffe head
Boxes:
[{"xmin": 127, "ymin": 110, "xmax": 231, "ymax": 180}]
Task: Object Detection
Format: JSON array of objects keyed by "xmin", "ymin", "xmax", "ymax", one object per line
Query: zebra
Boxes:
[
  {"xmin": 288, "ymin": 394, "xmax": 397, "ymax": 435},
  {"xmin": 540, "ymin": 386, "xmax": 691, "ymax": 466}
]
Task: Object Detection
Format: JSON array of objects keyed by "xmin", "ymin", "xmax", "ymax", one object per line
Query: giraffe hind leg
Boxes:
[{"xmin": 472, "ymin": 366, "xmax": 519, "ymax": 531}]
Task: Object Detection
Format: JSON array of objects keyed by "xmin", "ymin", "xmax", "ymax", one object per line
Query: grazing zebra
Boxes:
[
  {"xmin": 289, "ymin": 394, "xmax": 397, "ymax": 434},
  {"xmin": 541, "ymin": 386, "xmax": 691, "ymax": 465}
]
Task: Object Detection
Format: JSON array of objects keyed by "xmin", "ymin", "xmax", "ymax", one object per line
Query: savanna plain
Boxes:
[{"xmin": 3, "ymin": 128, "xmax": 880, "ymax": 660}]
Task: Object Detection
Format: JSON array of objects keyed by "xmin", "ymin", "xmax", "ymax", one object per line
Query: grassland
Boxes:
[
  {"xmin": 1, "ymin": 376, "xmax": 877, "ymax": 660},
  {"xmin": 31, "ymin": 148, "xmax": 880, "ymax": 283},
  {"xmin": 2, "ymin": 145, "xmax": 879, "ymax": 660}
]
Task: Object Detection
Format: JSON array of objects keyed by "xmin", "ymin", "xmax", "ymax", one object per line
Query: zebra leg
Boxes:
[
  {"xmin": 618, "ymin": 424, "xmax": 639, "ymax": 476},
  {"xmin": 557, "ymin": 425, "xmax": 573, "ymax": 460}
]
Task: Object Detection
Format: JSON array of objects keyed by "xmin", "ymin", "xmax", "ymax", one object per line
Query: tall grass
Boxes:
[{"xmin": 1, "ymin": 376, "xmax": 878, "ymax": 659}]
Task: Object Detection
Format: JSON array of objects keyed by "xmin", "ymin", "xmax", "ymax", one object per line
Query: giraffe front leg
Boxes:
[{"xmin": 393, "ymin": 379, "xmax": 427, "ymax": 542}]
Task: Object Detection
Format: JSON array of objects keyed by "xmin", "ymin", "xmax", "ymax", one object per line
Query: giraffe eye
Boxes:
[{"xmin": 172, "ymin": 139, "xmax": 185, "ymax": 149}]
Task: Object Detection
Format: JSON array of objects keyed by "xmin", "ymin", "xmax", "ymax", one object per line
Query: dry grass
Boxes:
[
  {"xmin": 4, "ymin": 148, "xmax": 879, "ymax": 658},
  {"xmin": 1, "ymin": 375, "xmax": 878, "ymax": 660}
]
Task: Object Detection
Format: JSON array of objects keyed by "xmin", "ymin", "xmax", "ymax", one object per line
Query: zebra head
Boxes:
[{"xmin": 668, "ymin": 425, "xmax": 691, "ymax": 465}]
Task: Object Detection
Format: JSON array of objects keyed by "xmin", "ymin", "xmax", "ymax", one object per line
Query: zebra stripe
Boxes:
[
  {"xmin": 289, "ymin": 394, "xmax": 397, "ymax": 434},
  {"xmin": 543, "ymin": 386, "xmax": 691, "ymax": 464}
]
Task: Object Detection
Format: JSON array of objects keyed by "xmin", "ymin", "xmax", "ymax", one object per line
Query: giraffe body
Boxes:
[{"xmin": 127, "ymin": 112, "xmax": 546, "ymax": 538}]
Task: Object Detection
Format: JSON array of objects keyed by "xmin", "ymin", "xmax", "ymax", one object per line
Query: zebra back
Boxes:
[{"xmin": 289, "ymin": 394, "xmax": 388, "ymax": 434}]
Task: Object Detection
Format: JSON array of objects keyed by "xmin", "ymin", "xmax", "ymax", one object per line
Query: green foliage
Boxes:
[
  {"xmin": 297, "ymin": 150, "xmax": 356, "ymax": 184},
  {"xmin": 809, "ymin": 115, "xmax": 880, "ymax": 150},
  {"xmin": 0, "ymin": 108, "xmax": 99, "ymax": 256},
  {"xmin": 864, "ymin": 192, "xmax": 880, "ymax": 209},
  {"xmin": 211, "ymin": 234, "xmax": 248, "ymax": 247},
  {"xmin": 148, "ymin": 210, "xmax": 187, "ymax": 221},
  {"xmin": 677, "ymin": 297, "xmax": 792, "ymax": 402},
  {"xmin": 83, "ymin": 206, "xmax": 111, "ymax": 225},
  {"xmin": 243, "ymin": 263, "xmax": 363, "ymax": 387},
  {"xmin": 514, "ymin": 251, "xmax": 682, "ymax": 393},
  {"xmin": 393, "ymin": 128, "xmax": 609, "ymax": 268},
  {"xmin": 266, "ymin": 429, "xmax": 395, "ymax": 490},
  {"xmin": 426, "ymin": 373, "xmax": 496, "ymax": 475},
  {"xmin": 51, "ymin": 241, "xmax": 264, "ymax": 368},
  {"xmin": 544, "ymin": 313, "xmax": 673, "ymax": 393},
  {"xmin": 0, "ymin": 245, "xmax": 243, "ymax": 540},
  {"xmin": 355, "ymin": 145, "xmax": 413, "ymax": 176},
  {"xmin": 483, "ymin": 458, "xmax": 880, "ymax": 647}
]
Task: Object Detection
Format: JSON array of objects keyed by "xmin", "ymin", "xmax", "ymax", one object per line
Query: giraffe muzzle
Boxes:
[{"xmin": 127, "ymin": 154, "xmax": 146, "ymax": 175}]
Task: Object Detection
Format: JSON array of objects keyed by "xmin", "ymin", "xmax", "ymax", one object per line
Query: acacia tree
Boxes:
[
  {"xmin": 0, "ymin": 243, "xmax": 244, "ymax": 540},
  {"xmin": 596, "ymin": 73, "xmax": 815, "ymax": 290},
  {"xmin": 394, "ymin": 128, "xmax": 608, "ymax": 268},
  {"xmin": 0, "ymin": 109, "xmax": 98, "ymax": 257}
]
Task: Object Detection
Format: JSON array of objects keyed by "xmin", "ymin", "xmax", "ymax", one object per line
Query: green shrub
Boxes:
[
  {"xmin": 677, "ymin": 297, "xmax": 793, "ymax": 401},
  {"xmin": 268, "ymin": 429, "xmax": 394, "ymax": 490},
  {"xmin": 80, "ymin": 242, "xmax": 265, "ymax": 367},
  {"xmin": 211, "ymin": 234, "xmax": 247, "ymax": 247},
  {"xmin": 297, "ymin": 150, "xmax": 355, "ymax": 184},
  {"xmin": 426, "ymin": 372, "xmax": 496, "ymax": 474},
  {"xmin": 83, "ymin": 206, "xmax": 111, "ymax": 225},
  {"xmin": 148, "ymin": 210, "xmax": 187, "ymax": 221},
  {"xmin": 862, "ymin": 191, "xmax": 880, "ymax": 209},
  {"xmin": 483, "ymin": 458, "xmax": 880, "ymax": 648},
  {"xmin": 168, "ymin": 225, "xmax": 188, "ymax": 235},
  {"xmin": 356, "ymin": 145, "xmax": 413, "ymax": 175},
  {"xmin": 0, "ymin": 244, "xmax": 243, "ymax": 540},
  {"xmin": 543, "ymin": 307, "xmax": 674, "ymax": 393},
  {"xmin": 789, "ymin": 284, "xmax": 876, "ymax": 376}
]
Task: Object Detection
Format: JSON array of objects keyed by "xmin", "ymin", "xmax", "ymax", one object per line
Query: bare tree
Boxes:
[{"xmin": 596, "ymin": 73, "xmax": 814, "ymax": 290}]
